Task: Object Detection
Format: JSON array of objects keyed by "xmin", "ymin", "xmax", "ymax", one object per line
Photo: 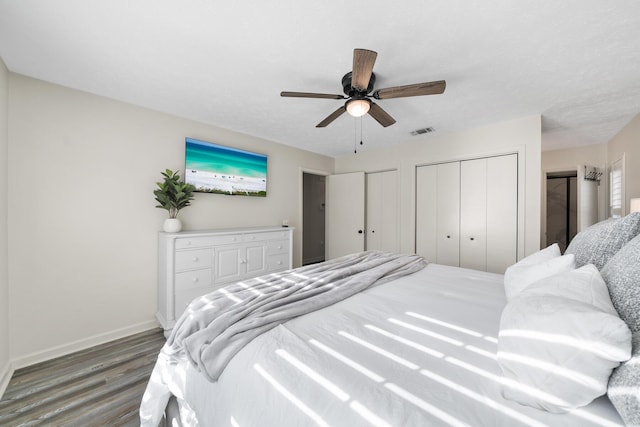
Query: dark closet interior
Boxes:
[{"xmin": 546, "ymin": 172, "xmax": 578, "ymax": 252}]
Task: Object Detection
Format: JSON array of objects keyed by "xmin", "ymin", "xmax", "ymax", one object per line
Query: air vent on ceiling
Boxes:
[{"xmin": 410, "ymin": 127, "xmax": 435, "ymax": 136}]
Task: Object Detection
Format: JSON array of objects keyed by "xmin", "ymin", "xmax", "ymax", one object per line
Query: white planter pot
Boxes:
[{"xmin": 163, "ymin": 218, "xmax": 182, "ymax": 233}]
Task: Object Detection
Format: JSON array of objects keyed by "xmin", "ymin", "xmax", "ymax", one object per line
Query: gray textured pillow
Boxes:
[
  {"xmin": 607, "ymin": 333, "xmax": 640, "ymax": 426},
  {"xmin": 565, "ymin": 212, "xmax": 640, "ymax": 270},
  {"xmin": 601, "ymin": 233, "xmax": 640, "ymax": 332}
]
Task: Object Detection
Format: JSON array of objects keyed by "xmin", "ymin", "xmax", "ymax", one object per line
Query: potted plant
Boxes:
[{"xmin": 154, "ymin": 169, "xmax": 195, "ymax": 232}]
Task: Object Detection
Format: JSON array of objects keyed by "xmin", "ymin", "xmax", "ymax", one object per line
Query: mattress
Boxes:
[{"xmin": 141, "ymin": 263, "xmax": 624, "ymax": 426}]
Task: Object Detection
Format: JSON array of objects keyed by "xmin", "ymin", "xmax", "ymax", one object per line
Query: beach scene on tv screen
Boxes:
[{"xmin": 185, "ymin": 138, "xmax": 267, "ymax": 196}]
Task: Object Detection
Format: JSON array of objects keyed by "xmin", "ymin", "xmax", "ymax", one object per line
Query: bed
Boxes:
[{"xmin": 140, "ymin": 214, "xmax": 640, "ymax": 427}]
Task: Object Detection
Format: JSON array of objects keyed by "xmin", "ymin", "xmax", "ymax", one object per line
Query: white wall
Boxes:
[
  {"xmin": 541, "ymin": 144, "xmax": 608, "ymax": 245},
  {"xmin": 7, "ymin": 74, "xmax": 333, "ymax": 366},
  {"xmin": 0, "ymin": 58, "xmax": 10, "ymax": 395},
  {"xmin": 335, "ymin": 115, "xmax": 542, "ymax": 259},
  {"xmin": 608, "ymin": 113, "xmax": 640, "ymax": 213}
]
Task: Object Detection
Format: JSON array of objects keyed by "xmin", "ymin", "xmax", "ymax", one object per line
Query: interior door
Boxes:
[
  {"xmin": 436, "ymin": 162, "xmax": 461, "ymax": 266},
  {"xmin": 460, "ymin": 158, "xmax": 488, "ymax": 271},
  {"xmin": 416, "ymin": 162, "xmax": 461, "ymax": 266},
  {"xmin": 302, "ymin": 173, "xmax": 326, "ymax": 265},
  {"xmin": 366, "ymin": 170, "xmax": 398, "ymax": 252},
  {"xmin": 326, "ymin": 172, "xmax": 365, "ymax": 260},
  {"xmin": 416, "ymin": 165, "xmax": 437, "ymax": 261}
]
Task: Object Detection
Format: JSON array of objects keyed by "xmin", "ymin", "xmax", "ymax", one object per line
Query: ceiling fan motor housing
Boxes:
[{"xmin": 342, "ymin": 71, "xmax": 376, "ymax": 98}]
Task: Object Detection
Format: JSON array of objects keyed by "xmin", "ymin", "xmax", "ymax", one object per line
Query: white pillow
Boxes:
[
  {"xmin": 516, "ymin": 264, "xmax": 618, "ymax": 315},
  {"xmin": 503, "ymin": 244, "xmax": 575, "ymax": 300},
  {"xmin": 498, "ymin": 265, "xmax": 632, "ymax": 413},
  {"xmin": 516, "ymin": 243, "xmax": 562, "ymax": 264}
]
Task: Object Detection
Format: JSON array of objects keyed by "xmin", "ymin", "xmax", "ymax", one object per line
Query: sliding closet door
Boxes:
[
  {"xmin": 460, "ymin": 158, "xmax": 488, "ymax": 271},
  {"xmin": 366, "ymin": 170, "xmax": 399, "ymax": 253},
  {"xmin": 486, "ymin": 154, "xmax": 518, "ymax": 273}
]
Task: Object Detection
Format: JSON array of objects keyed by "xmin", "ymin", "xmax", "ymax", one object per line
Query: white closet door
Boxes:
[
  {"xmin": 460, "ymin": 158, "xmax": 488, "ymax": 271},
  {"xmin": 416, "ymin": 165, "xmax": 437, "ymax": 261},
  {"xmin": 486, "ymin": 154, "xmax": 518, "ymax": 273},
  {"xmin": 366, "ymin": 170, "xmax": 399, "ymax": 253},
  {"xmin": 326, "ymin": 172, "xmax": 365, "ymax": 260},
  {"xmin": 417, "ymin": 155, "xmax": 518, "ymax": 273},
  {"xmin": 436, "ymin": 162, "xmax": 461, "ymax": 266}
]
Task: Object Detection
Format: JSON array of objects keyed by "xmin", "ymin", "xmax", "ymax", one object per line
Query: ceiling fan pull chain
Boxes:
[
  {"xmin": 360, "ymin": 117, "xmax": 364, "ymax": 146},
  {"xmin": 354, "ymin": 119, "xmax": 358, "ymax": 153}
]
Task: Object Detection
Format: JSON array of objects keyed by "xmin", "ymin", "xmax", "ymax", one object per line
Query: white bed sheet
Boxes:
[{"xmin": 141, "ymin": 264, "xmax": 624, "ymax": 427}]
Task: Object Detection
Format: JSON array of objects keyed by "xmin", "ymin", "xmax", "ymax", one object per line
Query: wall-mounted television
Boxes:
[{"xmin": 184, "ymin": 137, "xmax": 267, "ymax": 197}]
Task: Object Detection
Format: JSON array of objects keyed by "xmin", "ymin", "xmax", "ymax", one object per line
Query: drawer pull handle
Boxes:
[
  {"xmin": 277, "ymin": 261, "xmax": 282, "ymax": 265},
  {"xmin": 186, "ymin": 241, "xmax": 191, "ymax": 246},
  {"xmin": 277, "ymin": 245, "xmax": 283, "ymax": 249},
  {"xmin": 192, "ymin": 277, "xmax": 199, "ymax": 283},
  {"xmin": 192, "ymin": 257, "xmax": 199, "ymax": 262}
]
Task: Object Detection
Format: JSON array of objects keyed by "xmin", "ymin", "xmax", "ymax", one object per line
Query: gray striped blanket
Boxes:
[{"xmin": 165, "ymin": 250, "xmax": 427, "ymax": 381}]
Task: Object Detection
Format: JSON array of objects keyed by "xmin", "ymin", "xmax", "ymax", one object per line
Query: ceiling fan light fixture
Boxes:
[{"xmin": 346, "ymin": 99, "xmax": 371, "ymax": 117}]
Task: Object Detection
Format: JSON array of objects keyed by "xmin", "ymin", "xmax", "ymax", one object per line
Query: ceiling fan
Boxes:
[{"xmin": 281, "ymin": 48, "xmax": 446, "ymax": 128}]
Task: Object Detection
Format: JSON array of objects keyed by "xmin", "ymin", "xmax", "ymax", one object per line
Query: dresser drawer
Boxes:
[
  {"xmin": 175, "ymin": 248, "xmax": 213, "ymax": 271},
  {"xmin": 267, "ymin": 253, "xmax": 290, "ymax": 272},
  {"xmin": 242, "ymin": 230, "xmax": 289, "ymax": 242},
  {"xmin": 175, "ymin": 268, "xmax": 212, "ymax": 291},
  {"xmin": 176, "ymin": 234, "xmax": 242, "ymax": 249},
  {"xmin": 266, "ymin": 239, "xmax": 289, "ymax": 255},
  {"xmin": 174, "ymin": 286, "xmax": 213, "ymax": 320}
]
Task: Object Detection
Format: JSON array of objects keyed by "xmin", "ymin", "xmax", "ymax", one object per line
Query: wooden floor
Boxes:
[{"xmin": 0, "ymin": 328, "xmax": 165, "ymax": 426}]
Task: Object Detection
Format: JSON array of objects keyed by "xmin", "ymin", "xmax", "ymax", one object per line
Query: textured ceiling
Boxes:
[{"xmin": 1, "ymin": 0, "xmax": 639, "ymax": 157}]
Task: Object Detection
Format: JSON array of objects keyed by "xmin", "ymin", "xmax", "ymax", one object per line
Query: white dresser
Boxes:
[{"xmin": 157, "ymin": 226, "xmax": 294, "ymax": 334}]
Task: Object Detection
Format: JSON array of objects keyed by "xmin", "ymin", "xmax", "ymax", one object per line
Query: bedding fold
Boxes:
[{"xmin": 166, "ymin": 250, "xmax": 426, "ymax": 381}]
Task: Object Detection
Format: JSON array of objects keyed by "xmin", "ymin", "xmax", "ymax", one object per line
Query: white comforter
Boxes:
[
  {"xmin": 167, "ymin": 251, "xmax": 425, "ymax": 382},
  {"xmin": 141, "ymin": 263, "xmax": 623, "ymax": 427}
]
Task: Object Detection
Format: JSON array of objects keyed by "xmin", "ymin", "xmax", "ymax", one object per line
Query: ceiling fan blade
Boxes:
[
  {"xmin": 368, "ymin": 102, "xmax": 396, "ymax": 127},
  {"xmin": 316, "ymin": 106, "xmax": 347, "ymax": 128},
  {"xmin": 281, "ymin": 91, "xmax": 345, "ymax": 100},
  {"xmin": 352, "ymin": 49, "xmax": 377, "ymax": 91},
  {"xmin": 374, "ymin": 80, "xmax": 446, "ymax": 99}
]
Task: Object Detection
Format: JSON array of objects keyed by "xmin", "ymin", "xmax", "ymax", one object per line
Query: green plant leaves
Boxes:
[{"xmin": 153, "ymin": 169, "xmax": 195, "ymax": 218}]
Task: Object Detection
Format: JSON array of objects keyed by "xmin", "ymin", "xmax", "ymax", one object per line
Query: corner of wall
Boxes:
[
  {"xmin": 0, "ymin": 361, "xmax": 13, "ymax": 399},
  {"xmin": 0, "ymin": 56, "xmax": 11, "ymax": 398}
]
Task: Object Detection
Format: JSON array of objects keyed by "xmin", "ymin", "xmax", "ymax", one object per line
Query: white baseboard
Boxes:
[
  {"xmin": 11, "ymin": 319, "xmax": 160, "ymax": 371},
  {"xmin": 0, "ymin": 360, "xmax": 14, "ymax": 400}
]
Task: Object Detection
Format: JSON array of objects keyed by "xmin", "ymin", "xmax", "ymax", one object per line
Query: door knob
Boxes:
[{"xmin": 358, "ymin": 230, "xmax": 363, "ymax": 234}]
